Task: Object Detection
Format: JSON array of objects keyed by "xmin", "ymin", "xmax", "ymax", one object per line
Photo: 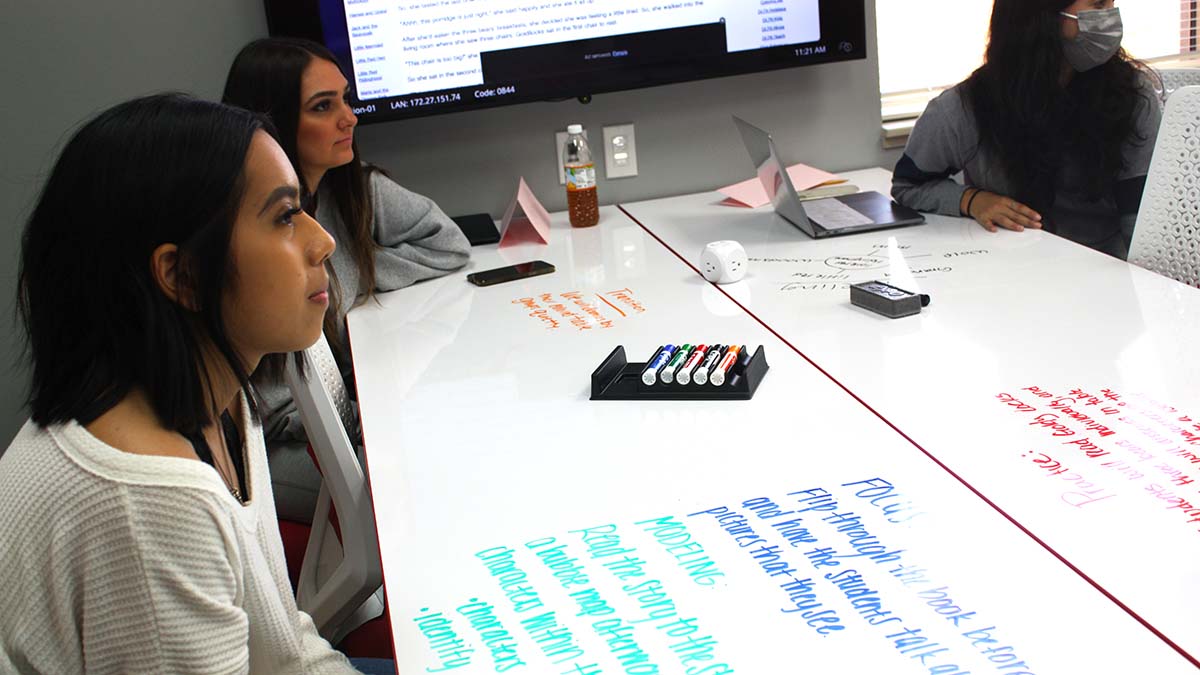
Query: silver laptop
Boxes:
[{"xmin": 733, "ymin": 115, "xmax": 924, "ymax": 238}]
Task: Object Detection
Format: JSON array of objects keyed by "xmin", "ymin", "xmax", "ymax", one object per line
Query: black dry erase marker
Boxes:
[{"xmin": 694, "ymin": 345, "xmax": 726, "ymax": 386}]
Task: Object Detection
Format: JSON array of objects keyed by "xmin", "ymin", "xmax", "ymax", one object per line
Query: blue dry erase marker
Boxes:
[
  {"xmin": 693, "ymin": 344, "xmax": 725, "ymax": 386},
  {"xmin": 641, "ymin": 345, "xmax": 676, "ymax": 386},
  {"xmin": 660, "ymin": 344, "xmax": 692, "ymax": 384}
]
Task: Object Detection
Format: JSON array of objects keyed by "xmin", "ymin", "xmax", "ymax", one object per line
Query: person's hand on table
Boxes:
[{"xmin": 960, "ymin": 188, "xmax": 1042, "ymax": 233}]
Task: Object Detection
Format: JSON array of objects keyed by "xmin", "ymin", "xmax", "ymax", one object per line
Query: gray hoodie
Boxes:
[{"xmin": 891, "ymin": 77, "xmax": 1161, "ymax": 258}]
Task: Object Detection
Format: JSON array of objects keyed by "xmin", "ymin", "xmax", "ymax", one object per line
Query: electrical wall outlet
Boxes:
[
  {"xmin": 555, "ymin": 128, "xmax": 589, "ymax": 185},
  {"xmin": 602, "ymin": 123, "xmax": 638, "ymax": 178}
]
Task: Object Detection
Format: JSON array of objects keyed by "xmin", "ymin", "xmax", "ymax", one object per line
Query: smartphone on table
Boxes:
[
  {"xmin": 451, "ymin": 213, "xmax": 500, "ymax": 246},
  {"xmin": 466, "ymin": 260, "xmax": 555, "ymax": 286}
]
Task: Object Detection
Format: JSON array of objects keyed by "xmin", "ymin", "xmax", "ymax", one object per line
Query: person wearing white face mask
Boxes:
[{"xmin": 892, "ymin": 0, "xmax": 1162, "ymax": 259}]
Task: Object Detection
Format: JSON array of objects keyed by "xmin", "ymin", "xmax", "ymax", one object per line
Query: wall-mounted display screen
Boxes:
[{"xmin": 264, "ymin": 0, "xmax": 866, "ymax": 124}]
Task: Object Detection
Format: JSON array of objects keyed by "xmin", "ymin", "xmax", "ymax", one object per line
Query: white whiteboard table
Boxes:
[
  {"xmin": 348, "ymin": 206, "xmax": 1195, "ymax": 673},
  {"xmin": 622, "ymin": 171, "xmax": 1200, "ymax": 666}
]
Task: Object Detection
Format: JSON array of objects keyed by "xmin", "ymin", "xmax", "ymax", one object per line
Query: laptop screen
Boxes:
[{"xmin": 732, "ymin": 115, "xmax": 815, "ymax": 234}]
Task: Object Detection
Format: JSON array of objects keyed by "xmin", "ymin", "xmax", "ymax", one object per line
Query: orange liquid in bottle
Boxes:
[{"xmin": 567, "ymin": 186, "xmax": 599, "ymax": 228}]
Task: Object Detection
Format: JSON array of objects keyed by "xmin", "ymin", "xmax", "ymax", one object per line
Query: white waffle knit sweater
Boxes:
[{"xmin": 0, "ymin": 394, "xmax": 359, "ymax": 674}]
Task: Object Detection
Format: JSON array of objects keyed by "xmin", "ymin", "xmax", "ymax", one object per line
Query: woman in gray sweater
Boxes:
[
  {"xmin": 892, "ymin": 0, "xmax": 1161, "ymax": 259},
  {"xmin": 224, "ymin": 38, "xmax": 472, "ymax": 521}
]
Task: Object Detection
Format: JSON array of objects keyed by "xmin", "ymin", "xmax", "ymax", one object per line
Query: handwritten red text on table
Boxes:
[{"xmin": 995, "ymin": 385, "xmax": 1200, "ymax": 533}]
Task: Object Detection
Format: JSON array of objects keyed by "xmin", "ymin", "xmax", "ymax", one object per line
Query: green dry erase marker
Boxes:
[{"xmin": 659, "ymin": 344, "xmax": 693, "ymax": 384}]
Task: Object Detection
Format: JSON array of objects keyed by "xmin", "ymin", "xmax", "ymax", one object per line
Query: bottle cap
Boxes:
[{"xmin": 567, "ymin": 123, "xmax": 583, "ymax": 134}]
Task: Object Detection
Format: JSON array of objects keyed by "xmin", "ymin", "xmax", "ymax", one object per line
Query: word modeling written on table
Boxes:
[
  {"xmin": 996, "ymin": 385, "xmax": 1200, "ymax": 532},
  {"xmin": 406, "ymin": 478, "xmax": 1043, "ymax": 675},
  {"xmin": 749, "ymin": 244, "xmax": 991, "ymax": 293},
  {"xmin": 512, "ymin": 287, "xmax": 647, "ymax": 331}
]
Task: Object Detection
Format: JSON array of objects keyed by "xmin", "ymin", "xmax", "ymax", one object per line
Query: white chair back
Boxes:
[
  {"xmin": 1157, "ymin": 68, "xmax": 1200, "ymax": 101},
  {"xmin": 1128, "ymin": 85, "xmax": 1200, "ymax": 288},
  {"xmin": 285, "ymin": 333, "xmax": 385, "ymax": 643}
]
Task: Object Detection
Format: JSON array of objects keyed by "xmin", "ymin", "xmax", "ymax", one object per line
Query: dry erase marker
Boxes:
[
  {"xmin": 675, "ymin": 344, "xmax": 708, "ymax": 386},
  {"xmin": 693, "ymin": 345, "xmax": 726, "ymax": 386},
  {"xmin": 660, "ymin": 344, "xmax": 692, "ymax": 384},
  {"xmin": 710, "ymin": 345, "xmax": 742, "ymax": 386},
  {"xmin": 695, "ymin": 344, "xmax": 726, "ymax": 386},
  {"xmin": 736, "ymin": 345, "xmax": 752, "ymax": 370},
  {"xmin": 641, "ymin": 345, "xmax": 676, "ymax": 386},
  {"xmin": 727, "ymin": 344, "xmax": 751, "ymax": 388}
]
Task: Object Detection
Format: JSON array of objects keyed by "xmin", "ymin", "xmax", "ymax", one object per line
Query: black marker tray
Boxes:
[{"xmin": 590, "ymin": 345, "xmax": 769, "ymax": 401}]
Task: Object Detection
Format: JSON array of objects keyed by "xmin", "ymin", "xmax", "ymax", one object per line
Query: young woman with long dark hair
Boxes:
[
  {"xmin": 892, "ymin": 0, "xmax": 1161, "ymax": 259},
  {"xmin": 0, "ymin": 93, "xmax": 396, "ymax": 672},
  {"xmin": 223, "ymin": 38, "xmax": 471, "ymax": 520}
]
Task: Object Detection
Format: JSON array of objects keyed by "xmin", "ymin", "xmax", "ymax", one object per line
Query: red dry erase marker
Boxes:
[{"xmin": 675, "ymin": 344, "xmax": 708, "ymax": 386}]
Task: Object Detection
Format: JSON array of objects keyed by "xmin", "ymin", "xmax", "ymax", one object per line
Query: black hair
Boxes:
[
  {"xmin": 963, "ymin": 0, "xmax": 1154, "ymax": 216},
  {"xmin": 223, "ymin": 37, "xmax": 377, "ymax": 318},
  {"xmin": 17, "ymin": 93, "xmax": 271, "ymax": 432}
]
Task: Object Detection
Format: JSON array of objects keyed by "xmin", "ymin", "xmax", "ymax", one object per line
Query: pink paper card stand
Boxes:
[
  {"xmin": 717, "ymin": 163, "xmax": 844, "ymax": 208},
  {"xmin": 498, "ymin": 178, "xmax": 552, "ymax": 247}
]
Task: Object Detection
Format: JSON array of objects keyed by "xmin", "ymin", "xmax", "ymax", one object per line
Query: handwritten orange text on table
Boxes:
[{"xmin": 512, "ymin": 288, "xmax": 648, "ymax": 331}]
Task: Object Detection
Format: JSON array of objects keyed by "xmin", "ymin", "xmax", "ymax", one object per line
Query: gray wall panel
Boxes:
[{"xmin": 0, "ymin": 1, "xmax": 268, "ymax": 445}]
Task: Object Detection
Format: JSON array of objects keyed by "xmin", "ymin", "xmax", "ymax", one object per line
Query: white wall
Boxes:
[
  {"xmin": 0, "ymin": 1, "xmax": 890, "ymax": 446},
  {"xmin": 879, "ymin": 0, "xmax": 1185, "ymax": 94}
]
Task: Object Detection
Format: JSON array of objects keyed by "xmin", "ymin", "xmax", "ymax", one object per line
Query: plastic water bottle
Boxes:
[{"xmin": 563, "ymin": 124, "xmax": 599, "ymax": 228}]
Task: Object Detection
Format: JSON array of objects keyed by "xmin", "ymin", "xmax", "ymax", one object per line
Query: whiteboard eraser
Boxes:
[{"xmin": 850, "ymin": 280, "xmax": 930, "ymax": 319}]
